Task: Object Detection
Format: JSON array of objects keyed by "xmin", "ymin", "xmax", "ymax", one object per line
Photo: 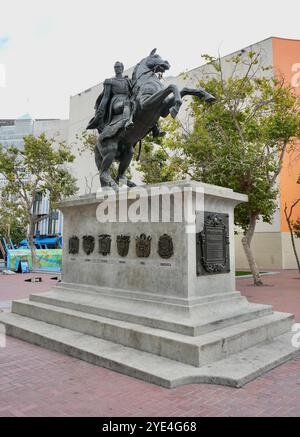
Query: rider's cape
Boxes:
[{"xmin": 86, "ymin": 89, "xmax": 106, "ymax": 131}]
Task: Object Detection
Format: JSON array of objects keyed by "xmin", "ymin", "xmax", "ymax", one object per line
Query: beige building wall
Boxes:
[
  {"xmin": 235, "ymin": 233, "xmax": 283, "ymax": 270},
  {"xmin": 235, "ymin": 232, "xmax": 300, "ymax": 271}
]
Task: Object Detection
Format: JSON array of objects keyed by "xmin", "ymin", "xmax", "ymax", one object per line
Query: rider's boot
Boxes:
[{"xmin": 125, "ymin": 116, "xmax": 134, "ymax": 129}]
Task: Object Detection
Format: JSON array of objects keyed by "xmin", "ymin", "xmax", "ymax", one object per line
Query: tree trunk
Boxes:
[
  {"xmin": 289, "ymin": 227, "xmax": 300, "ymax": 274},
  {"xmin": 285, "ymin": 205, "xmax": 300, "ymax": 274},
  {"xmin": 241, "ymin": 213, "xmax": 264, "ymax": 286},
  {"xmin": 27, "ymin": 221, "xmax": 37, "ymax": 271}
]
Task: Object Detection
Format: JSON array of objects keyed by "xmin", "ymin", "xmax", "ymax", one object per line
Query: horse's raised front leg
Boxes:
[
  {"xmin": 167, "ymin": 84, "xmax": 182, "ymax": 118},
  {"xmin": 140, "ymin": 85, "xmax": 182, "ymax": 118},
  {"xmin": 181, "ymin": 87, "xmax": 216, "ymax": 103},
  {"xmin": 160, "ymin": 87, "xmax": 216, "ymax": 118}
]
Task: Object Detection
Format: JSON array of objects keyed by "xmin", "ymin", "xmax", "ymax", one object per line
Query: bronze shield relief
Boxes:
[
  {"xmin": 117, "ymin": 235, "xmax": 130, "ymax": 257},
  {"xmin": 136, "ymin": 234, "xmax": 152, "ymax": 258},
  {"xmin": 82, "ymin": 235, "xmax": 95, "ymax": 256},
  {"xmin": 158, "ymin": 234, "xmax": 174, "ymax": 259},
  {"xmin": 98, "ymin": 234, "xmax": 112, "ymax": 256},
  {"xmin": 69, "ymin": 236, "xmax": 79, "ymax": 255}
]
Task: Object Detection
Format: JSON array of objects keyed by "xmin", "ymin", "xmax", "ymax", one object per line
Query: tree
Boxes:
[
  {"xmin": 0, "ymin": 199, "xmax": 27, "ymax": 246},
  {"xmin": 284, "ymin": 175, "xmax": 300, "ymax": 274},
  {"xmin": 0, "ymin": 134, "xmax": 78, "ymax": 269},
  {"xmin": 136, "ymin": 131, "xmax": 180, "ymax": 184},
  {"xmin": 140, "ymin": 52, "xmax": 300, "ymax": 285},
  {"xmin": 284, "ymin": 199, "xmax": 300, "ymax": 274}
]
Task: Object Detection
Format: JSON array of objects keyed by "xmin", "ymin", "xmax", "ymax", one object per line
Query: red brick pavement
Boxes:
[
  {"xmin": 237, "ymin": 271, "xmax": 300, "ymax": 322},
  {"xmin": 0, "ymin": 270, "xmax": 299, "ymax": 417},
  {"xmin": 0, "ymin": 273, "xmax": 58, "ymax": 302}
]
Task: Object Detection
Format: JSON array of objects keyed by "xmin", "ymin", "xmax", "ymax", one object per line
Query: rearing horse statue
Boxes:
[{"xmin": 87, "ymin": 49, "xmax": 215, "ymax": 190}]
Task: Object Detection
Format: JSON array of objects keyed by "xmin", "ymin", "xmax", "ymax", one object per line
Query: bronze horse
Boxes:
[{"xmin": 87, "ymin": 49, "xmax": 215, "ymax": 190}]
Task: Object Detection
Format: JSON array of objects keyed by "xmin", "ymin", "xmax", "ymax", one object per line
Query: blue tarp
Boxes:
[{"xmin": 19, "ymin": 236, "xmax": 62, "ymax": 249}]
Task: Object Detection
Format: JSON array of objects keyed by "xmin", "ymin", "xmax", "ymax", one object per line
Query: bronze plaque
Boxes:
[{"xmin": 196, "ymin": 212, "xmax": 230, "ymax": 275}]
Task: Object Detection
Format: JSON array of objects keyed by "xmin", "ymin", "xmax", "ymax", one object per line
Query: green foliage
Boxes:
[
  {"xmin": 0, "ymin": 200, "xmax": 27, "ymax": 245},
  {"xmin": 136, "ymin": 121, "xmax": 183, "ymax": 184},
  {"xmin": 0, "ymin": 134, "xmax": 78, "ymax": 206},
  {"xmin": 76, "ymin": 130, "xmax": 98, "ymax": 155}
]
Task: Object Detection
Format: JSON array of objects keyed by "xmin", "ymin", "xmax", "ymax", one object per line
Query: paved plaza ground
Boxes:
[{"xmin": 0, "ymin": 270, "xmax": 299, "ymax": 417}]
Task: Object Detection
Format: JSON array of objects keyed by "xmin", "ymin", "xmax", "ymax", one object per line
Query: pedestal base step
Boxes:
[
  {"xmin": 0, "ymin": 312, "xmax": 299, "ymax": 388},
  {"xmin": 11, "ymin": 299, "xmax": 293, "ymax": 367},
  {"xmin": 29, "ymin": 288, "xmax": 272, "ymax": 336}
]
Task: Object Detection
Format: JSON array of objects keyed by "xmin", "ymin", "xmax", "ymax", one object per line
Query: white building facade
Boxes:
[{"xmin": 0, "ymin": 114, "xmax": 69, "ymax": 238}]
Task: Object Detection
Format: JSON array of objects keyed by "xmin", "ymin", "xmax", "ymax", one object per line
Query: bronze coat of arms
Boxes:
[
  {"xmin": 117, "ymin": 235, "xmax": 130, "ymax": 257},
  {"xmin": 82, "ymin": 235, "xmax": 95, "ymax": 256},
  {"xmin": 136, "ymin": 234, "xmax": 152, "ymax": 258},
  {"xmin": 69, "ymin": 236, "xmax": 79, "ymax": 255},
  {"xmin": 98, "ymin": 234, "xmax": 112, "ymax": 256},
  {"xmin": 158, "ymin": 234, "xmax": 174, "ymax": 259}
]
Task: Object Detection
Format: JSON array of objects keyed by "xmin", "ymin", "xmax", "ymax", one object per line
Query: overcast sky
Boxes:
[{"xmin": 0, "ymin": 0, "xmax": 299, "ymax": 119}]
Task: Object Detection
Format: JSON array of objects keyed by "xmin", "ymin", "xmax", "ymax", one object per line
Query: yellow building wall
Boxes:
[{"xmin": 272, "ymin": 38, "xmax": 300, "ymax": 232}]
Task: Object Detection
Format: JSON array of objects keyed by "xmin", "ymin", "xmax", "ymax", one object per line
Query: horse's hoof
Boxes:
[
  {"xmin": 205, "ymin": 96, "xmax": 216, "ymax": 104},
  {"xmin": 100, "ymin": 174, "xmax": 119, "ymax": 192},
  {"xmin": 118, "ymin": 177, "xmax": 128, "ymax": 187},
  {"xmin": 118, "ymin": 178, "xmax": 136, "ymax": 188},
  {"xmin": 126, "ymin": 180, "xmax": 136, "ymax": 188}
]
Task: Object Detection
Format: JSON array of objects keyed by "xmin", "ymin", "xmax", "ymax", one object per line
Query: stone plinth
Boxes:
[
  {"xmin": 61, "ymin": 181, "xmax": 243, "ymax": 300},
  {"xmin": 0, "ymin": 181, "xmax": 298, "ymax": 388}
]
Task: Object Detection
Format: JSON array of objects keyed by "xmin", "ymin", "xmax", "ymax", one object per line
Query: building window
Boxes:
[
  {"xmin": 48, "ymin": 209, "xmax": 59, "ymax": 235},
  {"xmin": 33, "ymin": 192, "xmax": 43, "ymax": 216}
]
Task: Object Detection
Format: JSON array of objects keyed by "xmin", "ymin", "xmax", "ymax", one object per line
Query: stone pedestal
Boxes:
[
  {"xmin": 0, "ymin": 181, "xmax": 298, "ymax": 388},
  {"xmin": 62, "ymin": 181, "xmax": 238, "ymax": 301}
]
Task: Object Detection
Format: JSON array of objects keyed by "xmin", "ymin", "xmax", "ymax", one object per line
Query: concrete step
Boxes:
[
  {"xmin": 12, "ymin": 299, "xmax": 293, "ymax": 367},
  {"xmin": 29, "ymin": 288, "xmax": 272, "ymax": 336},
  {"xmin": 0, "ymin": 312, "xmax": 299, "ymax": 388}
]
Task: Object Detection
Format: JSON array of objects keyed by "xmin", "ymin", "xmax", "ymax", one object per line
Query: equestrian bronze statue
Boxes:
[{"xmin": 87, "ymin": 49, "xmax": 215, "ymax": 190}]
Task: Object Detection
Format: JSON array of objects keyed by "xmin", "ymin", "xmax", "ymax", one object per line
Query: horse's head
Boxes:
[
  {"xmin": 132, "ymin": 49, "xmax": 170, "ymax": 83},
  {"xmin": 145, "ymin": 48, "xmax": 170, "ymax": 73}
]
